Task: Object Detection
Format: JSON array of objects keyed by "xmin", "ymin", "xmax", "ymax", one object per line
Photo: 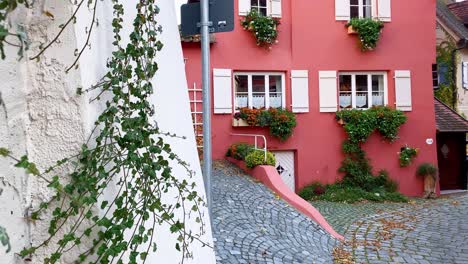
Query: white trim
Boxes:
[
  {"xmin": 233, "ymin": 72, "xmax": 286, "ymax": 110},
  {"xmin": 338, "ymin": 71, "xmax": 388, "ymax": 109}
]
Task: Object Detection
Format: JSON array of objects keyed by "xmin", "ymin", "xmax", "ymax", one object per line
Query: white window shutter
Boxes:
[
  {"xmin": 378, "ymin": 0, "xmax": 391, "ymax": 22},
  {"xmin": 463, "ymin": 62, "xmax": 468, "ymax": 89},
  {"xmin": 319, "ymin": 71, "xmax": 338, "ymax": 112},
  {"xmin": 213, "ymin": 69, "xmax": 233, "ymax": 114},
  {"xmin": 270, "ymin": 0, "xmax": 282, "ymax": 18},
  {"xmin": 335, "ymin": 0, "xmax": 350, "ymax": 21},
  {"xmin": 291, "ymin": 70, "xmax": 309, "ymax": 113},
  {"xmin": 395, "ymin": 70, "xmax": 412, "ymax": 111},
  {"xmin": 239, "ymin": 0, "xmax": 250, "ymax": 16}
]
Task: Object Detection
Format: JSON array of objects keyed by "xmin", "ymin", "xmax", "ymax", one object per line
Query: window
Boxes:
[
  {"xmin": 350, "ymin": 0, "xmax": 372, "ymax": 19},
  {"xmin": 339, "ymin": 72, "xmax": 387, "ymax": 109},
  {"xmin": 234, "ymin": 72, "xmax": 285, "ymax": 109},
  {"xmin": 251, "ymin": 0, "xmax": 268, "ymax": 16}
]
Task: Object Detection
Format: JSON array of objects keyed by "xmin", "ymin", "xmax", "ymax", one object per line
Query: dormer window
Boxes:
[{"xmin": 350, "ymin": 0, "xmax": 372, "ymax": 19}]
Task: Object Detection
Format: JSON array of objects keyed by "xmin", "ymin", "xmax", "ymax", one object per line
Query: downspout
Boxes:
[{"xmin": 451, "ymin": 39, "xmax": 468, "ymax": 109}]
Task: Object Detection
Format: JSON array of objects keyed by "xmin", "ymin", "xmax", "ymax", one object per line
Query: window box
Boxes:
[{"xmin": 232, "ymin": 118, "xmax": 250, "ymax": 127}]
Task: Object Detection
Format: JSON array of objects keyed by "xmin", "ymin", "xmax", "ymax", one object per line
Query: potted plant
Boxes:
[
  {"xmin": 399, "ymin": 145, "xmax": 419, "ymax": 167},
  {"xmin": 416, "ymin": 163, "xmax": 438, "ymax": 199},
  {"xmin": 240, "ymin": 9, "xmax": 280, "ymax": 48},
  {"xmin": 232, "ymin": 112, "xmax": 250, "ymax": 127},
  {"xmin": 345, "ymin": 18, "xmax": 384, "ymax": 51}
]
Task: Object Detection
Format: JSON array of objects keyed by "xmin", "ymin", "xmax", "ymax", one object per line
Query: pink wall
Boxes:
[{"xmin": 182, "ymin": 0, "xmax": 438, "ymax": 197}]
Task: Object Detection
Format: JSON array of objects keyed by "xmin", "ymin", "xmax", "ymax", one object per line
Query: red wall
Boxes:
[{"xmin": 182, "ymin": 0, "xmax": 438, "ymax": 197}]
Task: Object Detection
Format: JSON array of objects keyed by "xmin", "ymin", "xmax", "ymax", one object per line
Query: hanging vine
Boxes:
[{"xmin": 0, "ymin": 0, "xmax": 209, "ymax": 263}]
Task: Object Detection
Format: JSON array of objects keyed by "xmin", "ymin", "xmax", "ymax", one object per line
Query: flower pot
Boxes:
[
  {"xmin": 423, "ymin": 175, "xmax": 437, "ymax": 199},
  {"xmin": 232, "ymin": 118, "xmax": 250, "ymax": 127},
  {"xmin": 337, "ymin": 118, "xmax": 346, "ymax": 125},
  {"xmin": 347, "ymin": 25, "xmax": 357, "ymax": 35}
]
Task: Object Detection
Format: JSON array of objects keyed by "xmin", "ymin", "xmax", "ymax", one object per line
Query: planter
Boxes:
[
  {"xmin": 337, "ymin": 118, "xmax": 346, "ymax": 125},
  {"xmin": 423, "ymin": 175, "xmax": 437, "ymax": 199},
  {"xmin": 347, "ymin": 25, "xmax": 357, "ymax": 34},
  {"xmin": 232, "ymin": 118, "xmax": 250, "ymax": 127}
]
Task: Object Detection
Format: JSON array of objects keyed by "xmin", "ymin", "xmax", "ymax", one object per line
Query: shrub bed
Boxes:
[{"xmin": 226, "ymin": 143, "xmax": 276, "ymax": 168}]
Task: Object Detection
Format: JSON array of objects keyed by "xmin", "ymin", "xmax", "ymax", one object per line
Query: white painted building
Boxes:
[{"xmin": 0, "ymin": 0, "xmax": 215, "ymax": 263}]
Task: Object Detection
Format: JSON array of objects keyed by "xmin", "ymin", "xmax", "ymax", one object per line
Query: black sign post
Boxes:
[{"xmin": 181, "ymin": 0, "xmax": 234, "ymax": 36}]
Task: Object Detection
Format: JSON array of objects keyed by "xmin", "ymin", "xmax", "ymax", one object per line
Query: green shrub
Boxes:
[
  {"xmin": 399, "ymin": 146, "xmax": 419, "ymax": 167},
  {"xmin": 298, "ymin": 182, "xmax": 326, "ymax": 200},
  {"xmin": 245, "ymin": 150, "xmax": 276, "ymax": 168},
  {"xmin": 346, "ymin": 18, "xmax": 384, "ymax": 51},
  {"xmin": 226, "ymin": 143, "xmax": 255, "ymax": 160},
  {"xmin": 416, "ymin": 163, "xmax": 438, "ymax": 180}
]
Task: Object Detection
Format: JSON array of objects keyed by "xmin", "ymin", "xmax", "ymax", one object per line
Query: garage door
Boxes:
[{"xmin": 273, "ymin": 151, "xmax": 295, "ymax": 192}]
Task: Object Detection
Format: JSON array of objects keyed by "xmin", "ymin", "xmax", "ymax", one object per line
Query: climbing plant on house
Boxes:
[
  {"xmin": 435, "ymin": 40, "xmax": 456, "ymax": 109},
  {"xmin": 334, "ymin": 106, "xmax": 407, "ymax": 199},
  {"xmin": 0, "ymin": 0, "xmax": 208, "ymax": 263}
]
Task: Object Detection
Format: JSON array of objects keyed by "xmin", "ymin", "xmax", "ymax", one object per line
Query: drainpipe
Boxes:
[{"xmin": 451, "ymin": 39, "xmax": 468, "ymax": 109}]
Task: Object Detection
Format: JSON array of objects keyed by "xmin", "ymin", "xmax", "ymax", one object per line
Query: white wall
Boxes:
[{"xmin": 0, "ymin": 0, "xmax": 215, "ymax": 263}]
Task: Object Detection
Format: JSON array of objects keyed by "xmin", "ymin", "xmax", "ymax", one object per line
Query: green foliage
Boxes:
[
  {"xmin": 346, "ymin": 18, "xmax": 384, "ymax": 51},
  {"xmin": 226, "ymin": 142, "xmax": 254, "ymax": 160},
  {"xmin": 416, "ymin": 163, "xmax": 438, "ymax": 180},
  {"xmin": 0, "ymin": 225, "xmax": 11, "ymax": 253},
  {"xmin": 399, "ymin": 146, "xmax": 419, "ymax": 167},
  {"xmin": 336, "ymin": 106, "xmax": 407, "ymax": 143},
  {"xmin": 435, "ymin": 41, "xmax": 456, "ymax": 109},
  {"xmin": 237, "ymin": 107, "xmax": 297, "ymax": 141},
  {"xmin": 245, "ymin": 150, "xmax": 276, "ymax": 169},
  {"xmin": 240, "ymin": 9, "xmax": 280, "ymax": 47},
  {"xmin": 330, "ymin": 107, "xmax": 407, "ymax": 203},
  {"xmin": 0, "ymin": 1, "xmax": 208, "ymax": 263},
  {"xmin": 0, "ymin": 0, "xmax": 30, "ymax": 59},
  {"xmin": 298, "ymin": 182, "xmax": 326, "ymax": 200},
  {"xmin": 300, "ymin": 181, "xmax": 407, "ymax": 204}
]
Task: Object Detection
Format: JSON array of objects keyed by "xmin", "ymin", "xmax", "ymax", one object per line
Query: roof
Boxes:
[
  {"xmin": 448, "ymin": 1, "xmax": 468, "ymax": 25},
  {"xmin": 434, "ymin": 98, "xmax": 468, "ymax": 132},
  {"xmin": 437, "ymin": 0, "xmax": 468, "ymax": 40}
]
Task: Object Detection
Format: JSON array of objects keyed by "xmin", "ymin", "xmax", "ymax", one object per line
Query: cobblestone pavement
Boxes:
[
  {"xmin": 212, "ymin": 162, "xmax": 337, "ymax": 264},
  {"xmin": 313, "ymin": 194, "xmax": 468, "ymax": 264}
]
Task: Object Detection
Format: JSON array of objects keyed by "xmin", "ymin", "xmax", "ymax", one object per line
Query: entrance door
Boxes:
[
  {"xmin": 437, "ymin": 133, "xmax": 466, "ymax": 190},
  {"xmin": 273, "ymin": 151, "xmax": 295, "ymax": 192}
]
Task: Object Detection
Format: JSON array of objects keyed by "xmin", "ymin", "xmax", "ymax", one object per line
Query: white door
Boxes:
[{"xmin": 273, "ymin": 151, "xmax": 295, "ymax": 192}]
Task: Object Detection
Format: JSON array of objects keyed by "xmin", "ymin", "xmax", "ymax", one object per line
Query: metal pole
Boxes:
[{"xmin": 200, "ymin": 0, "xmax": 212, "ymax": 217}]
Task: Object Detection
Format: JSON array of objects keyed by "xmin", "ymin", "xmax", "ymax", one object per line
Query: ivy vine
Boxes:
[
  {"xmin": 336, "ymin": 106, "xmax": 407, "ymax": 189},
  {"xmin": 0, "ymin": 0, "xmax": 208, "ymax": 263}
]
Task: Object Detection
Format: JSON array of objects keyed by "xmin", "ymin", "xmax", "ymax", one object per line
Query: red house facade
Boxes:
[{"xmin": 182, "ymin": 0, "xmax": 438, "ymax": 196}]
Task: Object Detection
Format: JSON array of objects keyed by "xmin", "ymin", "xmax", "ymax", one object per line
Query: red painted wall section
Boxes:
[{"xmin": 182, "ymin": 0, "xmax": 438, "ymax": 197}]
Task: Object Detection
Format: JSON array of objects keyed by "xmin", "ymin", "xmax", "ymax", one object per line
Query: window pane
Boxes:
[
  {"xmin": 372, "ymin": 75, "xmax": 384, "ymax": 106},
  {"xmin": 363, "ymin": 6, "xmax": 372, "ymax": 18},
  {"xmin": 251, "ymin": 0, "xmax": 259, "ymax": 6},
  {"xmin": 259, "ymin": 0, "xmax": 267, "ymax": 7},
  {"xmin": 339, "ymin": 75, "xmax": 352, "ymax": 109},
  {"xmin": 235, "ymin": 75, "xmax": 248, "ymax": 109},
  {"xmin": 269, "ymin": 75, "xmax": 282, "ymax": 108},
  {"xmin": 259, "ymin": 7, "xmax": 267, "ymax": 16},
  {"xmin": 252, "ymin": 75, "xmax": 266, "ymax": 109},
  {"xmin": 363, "ymin": 0, "xmax": 372, "ymax": 5},
  {"xmin": 356, "ymin": 75, "xmax": 368, "ymax": 108},
  {"xmin": 350, "ymin": 0, "xmax": 359, "ymax": 5},
  {"xmin": 350, "ymin": 6, "xmax": 359, "ymax": 18}
]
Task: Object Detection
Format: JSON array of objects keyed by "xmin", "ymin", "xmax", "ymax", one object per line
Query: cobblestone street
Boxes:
[
  {"xmin": 212, "ymin": 162, "xmax": 337, "ymax": 264},
  {"xmin": 313, "ymin": 194, "xmax": 468, "ymax": 264}
]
